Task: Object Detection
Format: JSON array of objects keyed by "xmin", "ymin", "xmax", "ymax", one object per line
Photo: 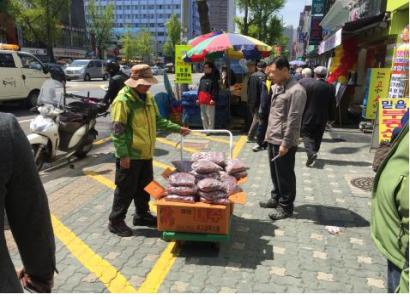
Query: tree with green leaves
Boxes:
[
  {"xmin": 135, "ymin": 29, "xmax": 154, "ymax": 64},
  {"xmin": 7, "ymin": 0, "xmax": 71, "ymax": 62},
  {"xmin": 87, "ymin": 0, "xmax": 114, "ymax": 59},
  {"xmin": 162, "ymin": 14, "xmax": 181, "ymax": 59},
  {"xmin": 235, "ymin": 0, "xmax": 285, "ymax": 45},
  {"xmin": 120, "ymin": 28, "xmax": 137, "ymax": 62}
]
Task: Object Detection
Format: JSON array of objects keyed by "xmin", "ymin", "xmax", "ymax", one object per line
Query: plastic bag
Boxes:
[
  {"xmin": 231, "ymin": 170, "xmax": 248, "ymax": 180},
  {"xmin": 191, "ymin": 170, "xmax": 221, "ymax": 182},
  {"xmin": 197, "ymin": 178, "xmax": 225, "ymax": 192},
  {"xmin": 200, "ymin": 197, "xmax": 230, "ymax": 205},
  {"xmin": 192, "ymin": 159, "xmax": 223, "ymax": 174},
  {"xmin": 167, "ymin": 186, "xmax": 198, "ymax": 196},
  {"xmin": 199, "ymin": 190, "xmax": 227, "ymax": 200},
  {"xmin": 165, "ymin": 194, "xmax": 196, "ymax": 203},
  {"xmin": 168, "ymin": 172, "xmax": 196, "ymax": 187},
  {"xmin": 220, "ymin": 175, "xmax": 242, "ymax": 196},
  {"xmin": 30, "ymin": 115, "xmax": 55, "ymax": 133},
  {"xmin": 225, "ymin": 159, "xmax": 248, "ymax": 175},
  {"xmin": 192, "ymin": 152, "xmax": 226, "ymax": 167},
  {"xmin": 171, "ymin": 160, "xmax": 194, "ymax": 173}
]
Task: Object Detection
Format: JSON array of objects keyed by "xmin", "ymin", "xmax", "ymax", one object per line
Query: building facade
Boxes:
[{"xmin": 207, "ymin": 0, "xmax": 235, "ymax": 32}]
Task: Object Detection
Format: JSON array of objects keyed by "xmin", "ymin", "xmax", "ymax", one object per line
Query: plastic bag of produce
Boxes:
[
  {"xmin": 167, "ymin": 186, "xmax": 198, "ymax": 196},
  {"xmin": 192, "ymin": 159, "xmax": 223, "ymax": 174},
  {"xmin": 199, "ymin": 190, "xmax": 227, "ymax": 200},
  {"xmin": 197, "ymin": 178, "xmax": 225, "ymax": 192},
  {"xmin": 191, "ymin": 170, "xmax": 221, "ymax": 182},
  {"xmin": 200, "ymin": 197, "xmax": 230, "ymax": 205},
  {"xmin": 220, "ymin": 175, "xmax": 242, "ymax": 196},
  {"xmin": 225, "ymin": 159, "xmax": 248, "ymax": 174},
  {"xmin": 165, "ymin": 194, "xmax": 196, "ymax": 203},
  {"xmin": 192, "ymin": 152, "xmax": 226, "ymax": 167},
  {"xmin": 231, "ymin": 170, "xmax": 248, "ymax": 180},
  {"xmin": 168, "ymin": 172, "xmax": 196, "ymax": 187}
]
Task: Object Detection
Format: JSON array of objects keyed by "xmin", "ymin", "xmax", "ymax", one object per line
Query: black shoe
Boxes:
[
  {"xmin": 268, "ymin": 207, "xmax": 293, "ymax": 221},
  {"xmin": 259, "ymin": 198, "xmax": 279, "ymax": 208},
  {"xmin": 133, "ymin": 212, "xmax": 157, "ymax": 227},
  {"xmin": 108, "ymin": 221, "xmax": 133, "ymax": 237},
  {"xmin": 306, "ymin": 153, "xmax": 317, "ymax": 166},
  {"xmin": 252, "ymin": 144, "xmax": 263, "ymax": 152}
]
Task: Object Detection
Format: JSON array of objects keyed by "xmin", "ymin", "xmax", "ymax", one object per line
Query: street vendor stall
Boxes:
[{"xmin": 180, "ymin": 32, "xmax": 272, "ymax": 130}]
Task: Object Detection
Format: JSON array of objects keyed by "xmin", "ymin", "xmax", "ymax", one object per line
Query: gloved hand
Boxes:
[{"xmin": 17, "ymin": 269, "xmax": 54, "ymax": 293}]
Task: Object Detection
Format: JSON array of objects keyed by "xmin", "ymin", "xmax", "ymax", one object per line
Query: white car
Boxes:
[
  {"xmin": 65, "ymin": 59, "xmax": 108, "ymax": 81},
  {"xmin": 0, "ymin": 45, "xmax": 50, "ymax": 107}
]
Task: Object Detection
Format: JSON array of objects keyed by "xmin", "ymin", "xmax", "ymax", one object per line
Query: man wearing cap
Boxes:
[
  {"xmin": 247, "ymin": 60, "xmax": 267, "ymax": 147},
  {"xmin": 108, "ymin": 64, "xmax": 191, "ymax": 237},
  {"xmin": 299, "ymin": 66, "xmax": 336, "ymax": 166}
]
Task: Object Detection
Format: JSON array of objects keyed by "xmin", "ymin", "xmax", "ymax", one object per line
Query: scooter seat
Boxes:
[{"xmin": 59, "ymin": 120, "xmax": 83, "ymax": 134}]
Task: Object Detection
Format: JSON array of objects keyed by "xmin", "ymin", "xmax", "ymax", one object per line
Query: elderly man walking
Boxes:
[
  {"xmin": 259, "ymin": 56, "xmax": 307, "ymax": 220},
  {"xmin": 299, "ymin": 66, "xmax": 336, "ymax": 166}
]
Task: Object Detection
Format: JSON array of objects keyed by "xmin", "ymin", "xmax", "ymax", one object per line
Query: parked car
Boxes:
[
  {"xmin": 65, "ymin": 59, "xmax": 108, "ymax": 81},
  {"xmin": 151, "ymin": 65, "xmax": 165, "ymax": 75},
  {"xmin": 0, "ymin": 44, "xmax": 50, "ymax": 107}
]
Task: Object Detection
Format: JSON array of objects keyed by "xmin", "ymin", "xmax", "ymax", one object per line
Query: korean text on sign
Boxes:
[{"xmin": 175, "ymin": 45, "xmax": 193, "ymax": 84}]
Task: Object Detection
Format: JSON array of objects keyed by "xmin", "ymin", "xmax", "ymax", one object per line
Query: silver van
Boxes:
[{"xmin": 65, "ymin": 59, "xmax": 108, "ymax": 81}]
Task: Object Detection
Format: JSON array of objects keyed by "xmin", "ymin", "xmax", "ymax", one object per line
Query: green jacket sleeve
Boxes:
[
  {"xmin": 111, "ymin": 100, "xmax": 130, "ymax": 158},
  {"xmin": 154, "ymin": 101, "xmax": 181, "ymax": 133}
]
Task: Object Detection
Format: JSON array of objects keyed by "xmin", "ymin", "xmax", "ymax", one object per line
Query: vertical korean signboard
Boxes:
[
  {"xmin": 312, "ymin": 0, "xmax": 325, "ymax": 15},
  {"xmin": 362, "ymin": 68, "xmax": 391, "ymax": 119},
  {"xmin": 175, "ymin": 45, "xmax": 192, "ymax": 84},
  {"xmin": 378, "ymin": 98, "xmax": 409, "ymax": 143}
]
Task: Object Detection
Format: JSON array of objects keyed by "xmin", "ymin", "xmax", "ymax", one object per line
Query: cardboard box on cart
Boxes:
[{"xmin": 144, "ymin": 169, "xmax": 247, "ymax": 235}]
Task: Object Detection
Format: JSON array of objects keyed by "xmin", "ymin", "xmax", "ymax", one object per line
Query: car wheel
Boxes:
[
  {"xmin": 25, "ymin": 90, "xmax": 39, "ymax": 108},
  {"xmin": 84, "ymin": 73, "xmax": 91, "ymax": 81}
]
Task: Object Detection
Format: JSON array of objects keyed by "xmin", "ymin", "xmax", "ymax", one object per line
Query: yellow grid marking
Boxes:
[
  {"xmin": 157, "ymin": 137, "xmax": 199, "ymax": 153},
  {"xmin": 51, "ymin": 215, "xmax": 137, "ymax": 293}
]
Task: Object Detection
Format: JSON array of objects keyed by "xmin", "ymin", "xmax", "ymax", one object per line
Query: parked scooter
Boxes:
[{"xmin": 28, "ymin": 89, "xmax": 108, "ymax": 171}]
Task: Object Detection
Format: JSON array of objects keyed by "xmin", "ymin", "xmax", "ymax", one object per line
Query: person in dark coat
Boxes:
[
  {"xmin": 247, "ymin": 60, "xmax": 267, "ymax": 143},
  {"xmin": 103, "ymin": 60, "xmax": 129, "ymax": 105},
  {"xmin": 0, "ymin": 113, "xmax": 56, "ymax": 293},
  {"xmin": 299, "ymin": 66, "xmax": 336, "ymax": 166}
]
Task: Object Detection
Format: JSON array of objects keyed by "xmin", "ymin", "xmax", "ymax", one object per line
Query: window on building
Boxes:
[{"xmin": 0, "ymin": 53, "xmax": 16, "ymax": 68}]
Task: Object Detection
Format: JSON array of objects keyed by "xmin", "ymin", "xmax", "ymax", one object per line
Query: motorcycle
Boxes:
[{"xmin": 28, "ymin": 92, "xmax": 108, "ymax": 171}]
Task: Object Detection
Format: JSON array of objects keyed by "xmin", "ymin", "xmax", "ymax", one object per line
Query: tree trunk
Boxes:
[
  {"xmin": 196, "ymin": 0, "xmax": 211, "ymax": 34},
  {"xmin": 45, "ymin": 1, "xmax": 55, "ymax": 62},
  {"xmin": 243, "ymin": 0, "xmax": 249, "ymax": 35}
]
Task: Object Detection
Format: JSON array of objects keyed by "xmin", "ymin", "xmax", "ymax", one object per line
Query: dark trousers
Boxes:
[
  {"xmin": 268, "ymin": 144, "xmax": 297, "ymax": 212},
  {"xmin": 256, "ymin": 119, "xmax": 268, "ymax": 148},
  {"xmin": 109, "ymin": 159, "xmax": 153, "ymax": 222},
  {"xmin": 302, "ymin": 124, "xmax": 326, "ymax": 158},
  {"xmin": 387, "ymin": 260, "xmax": 401, "ymax": 293}
]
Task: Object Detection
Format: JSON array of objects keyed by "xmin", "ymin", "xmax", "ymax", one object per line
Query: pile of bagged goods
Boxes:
[{"xmin": 164, "ymin": 152, "xmax": 248, "ymax": 205}]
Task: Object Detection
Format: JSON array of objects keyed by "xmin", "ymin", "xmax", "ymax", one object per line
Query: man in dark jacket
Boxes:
[
  {"xmin": 103, "ymin": 60, "xmax": 129, "ymax": 105},
  {"xmin": 259, "ymin": 56, "xmax": 307, "ymax": 220},
  {"xmin": 247, "ymin": 61, "xmax": 267, "ymax": 143},
  {"xmin": 299, "ymin": 66, "xmax": 336, "ymax": 166},
  {"xmin": 0, "ymin": 113, "xmax": 56, "ymax": 292}
]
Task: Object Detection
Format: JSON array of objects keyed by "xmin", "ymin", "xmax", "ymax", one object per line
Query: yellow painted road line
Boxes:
[
  {"xmin": 51, "ymin": 215, "xmax": 137, "ymax": 293},
  {"xmin": 93, "ymin": 136, "xmax": 111, "ymax": 146},
  {"xmin": 157, "ymin": 137, "xmax": 199, "ymax": 154},
  {"xmin": 137, "ymin": 242, "xmax": 178, "ymax": 293},
  {"xmin": 191, "ymin": 131, "xmax": 233, "ymax": 145},
  {"xmin": 233, "ymin": 135, "xmax": 247, "ymax": 159}
]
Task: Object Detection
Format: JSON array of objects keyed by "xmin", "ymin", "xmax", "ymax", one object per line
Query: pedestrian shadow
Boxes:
[
  {"xmin": 311, "ymin": 158, "xmax": 372, "ymax": 169},
  {"xmin": 154, "ymin": 148, "xmax": 169, "ymax": 157},
  {"xmin": 293, "ymin": 204, "xmax": 369, "ymax": 227},
  {"xmin": 133, "ymin": 227, "xmax": 161, "ymax": 238},
  {"xmin": 329, "ymin": 147, "xmax": 362, "ymax": 154},
  {"xmin": 173, "ymin": 215, "xmax": 278, "ymax": 269}
]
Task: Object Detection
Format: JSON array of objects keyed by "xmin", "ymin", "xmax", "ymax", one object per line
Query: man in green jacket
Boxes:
[
  {"xmin": 371, "ymin": 123, "xmax": 409, "ymax": 293},
  {"xmin": 108, "ymin": 64, "xmax": 190, "ymax": 237}
]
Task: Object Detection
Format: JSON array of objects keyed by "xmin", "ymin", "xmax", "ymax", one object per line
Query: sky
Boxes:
[{"xmin": 278, "ymin": 0, "xmax": 311, "ymax": 28}]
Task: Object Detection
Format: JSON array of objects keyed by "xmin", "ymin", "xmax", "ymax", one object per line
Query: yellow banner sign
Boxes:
[
  {"xmin": 378, "ymin": 98, "xmax": 409, "ymax": 143},
  {"xmin": 364, "ymin": 68, "xmax": 391, "ymax": 120},
  {"xmin": 175, "ymin": 45, "xmax": 192, "ymax": 84}
]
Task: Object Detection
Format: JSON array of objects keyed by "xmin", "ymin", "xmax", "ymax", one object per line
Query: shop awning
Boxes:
[
  {"xmin": 320, "ymin": 0, "xmax": 351, "ymax": 32},
  {"xmin": 343, "ymin": 14, "xmax": 386, "ymax": 33}
]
